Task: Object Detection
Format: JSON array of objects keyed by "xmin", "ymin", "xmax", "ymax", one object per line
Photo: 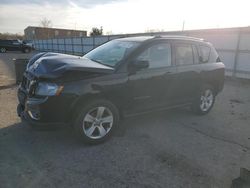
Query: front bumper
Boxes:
[
  {"xmin": 17, "ymin": 87, "xmax": 73, "ymax": 126},
  {"xmin": 17, "ymin": 104, "xmax": 68, "ymax": 127}
]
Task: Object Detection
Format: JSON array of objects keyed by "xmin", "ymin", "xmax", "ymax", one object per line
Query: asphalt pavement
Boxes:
[{"xmin": 0, "ymin": 52, "xmax": 250, "ymax": 188}]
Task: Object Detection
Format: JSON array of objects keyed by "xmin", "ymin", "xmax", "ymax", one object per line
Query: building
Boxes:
[{"xmin": 24, "ymin": 26, "xmax": 87, "ymax": 40}]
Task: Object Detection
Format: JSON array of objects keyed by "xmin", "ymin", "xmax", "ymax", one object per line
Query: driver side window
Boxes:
[{"xmin": 136, "ymin": 43, "xmax": 172, "ymax": 69}]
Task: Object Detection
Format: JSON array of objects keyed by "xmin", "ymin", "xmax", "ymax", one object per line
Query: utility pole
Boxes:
[{"xmin": 182, "ymin": 20, "xmax": 185, "ymax": 31}]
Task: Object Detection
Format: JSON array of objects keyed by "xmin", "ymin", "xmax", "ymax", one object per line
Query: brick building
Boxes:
[{"xmin": 24, "ymin": 26, "xmax": 87, "ymax": 40}]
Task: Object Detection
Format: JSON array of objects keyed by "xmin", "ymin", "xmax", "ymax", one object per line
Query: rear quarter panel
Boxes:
[{"xmin": 199, "ymin": 62, "xmax": 225, "ymax": 94}]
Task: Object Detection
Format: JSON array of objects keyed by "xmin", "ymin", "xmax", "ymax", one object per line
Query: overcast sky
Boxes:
[{"xmin": 0, "ymin": 0, "xmax": 249, "ymax": 35}]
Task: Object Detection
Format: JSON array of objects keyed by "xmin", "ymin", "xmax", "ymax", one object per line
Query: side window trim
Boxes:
[{"xmin": 192, "ymin": 44, "xmax": 199, "ymax": 64}]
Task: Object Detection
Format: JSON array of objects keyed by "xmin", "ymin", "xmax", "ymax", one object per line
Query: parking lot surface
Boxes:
[{"xmin": 0, "ymin": 52, "xmax": 250, "ymax": 188}]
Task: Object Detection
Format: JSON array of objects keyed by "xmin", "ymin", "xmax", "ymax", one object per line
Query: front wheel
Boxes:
[
  {"xmin": 74, "ymin": 100, "xmax": 119, "ymax": 144},
  {"xmin": 192, "ymin": 85, "xmax": 215, "ymax": 115}
]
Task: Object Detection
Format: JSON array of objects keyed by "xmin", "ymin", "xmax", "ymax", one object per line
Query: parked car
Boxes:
[
  {"xmin": 17, "ymin": 36, "xmax": 225, "ymax": 144},
  {"xmin": 0, "ymin": 39, "xmax": 32, "ymax": 53},
  {"xmin": 22, "ymin": 40, "xmax": 35, "ymax": 50}
]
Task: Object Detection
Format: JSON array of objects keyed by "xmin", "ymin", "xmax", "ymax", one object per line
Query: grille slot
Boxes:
[{"xmin": 21, "ymin": 76, "xmax": 30, "ymax": 90}]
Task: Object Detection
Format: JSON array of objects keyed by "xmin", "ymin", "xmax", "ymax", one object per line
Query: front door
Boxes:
[{"xmin": 125, "ymin": 42, "xmax": 177, "ymax": 114}]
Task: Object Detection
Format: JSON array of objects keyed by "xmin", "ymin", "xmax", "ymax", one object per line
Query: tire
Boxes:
[
  {"xmin": 74, "ymin": 100, "xmax": 119, "ymax": 144},
  {"xmin": 0, "ymin": 48, "xmax": 6, "ymax": 53},
  {"xmin": 191, "ymin": 85, "xmax": 215, "ymax": 115}
]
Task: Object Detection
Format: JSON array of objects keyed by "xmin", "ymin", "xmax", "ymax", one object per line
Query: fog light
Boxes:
[{"xmin": 27, "ymin": 106, "xmax": 40, "ymax": 120}]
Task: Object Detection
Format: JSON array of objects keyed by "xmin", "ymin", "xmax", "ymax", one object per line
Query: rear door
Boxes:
[
  {"xmin": 172, "ymin": 42, "xmax": 201, "ymax": 104},
  {"xmin": 126, "ymin": 41, "xmax": 177, "ymax": 114}
]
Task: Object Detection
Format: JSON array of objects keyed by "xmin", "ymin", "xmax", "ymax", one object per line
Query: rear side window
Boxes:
[
  {"xmin": 175, "ymin": 44, "xmax": 193, "ymax": 65},
  {"xmin": 200, "ymin": 45, "xmax": 211, "ymax": 63},
  {"xmin": 137, "ymin": 43, "xmax": 171, "ymax": 68},
  {"xmin": 210, "ymin": 46, "xmax": 220, "ymax": 62}
]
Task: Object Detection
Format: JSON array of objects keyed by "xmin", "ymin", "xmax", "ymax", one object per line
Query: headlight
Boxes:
[{"xmin": 35, "ymin": 82, "xmax": 64, "ymax": 96}]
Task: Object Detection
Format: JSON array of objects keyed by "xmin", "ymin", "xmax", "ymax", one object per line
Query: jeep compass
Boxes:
[{"xmin": 17, "ymin": 36, "xmax": 225, "ymax": 143}]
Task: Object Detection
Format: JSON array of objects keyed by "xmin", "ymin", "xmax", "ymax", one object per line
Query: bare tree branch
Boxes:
[{"xmin": 40, "ymin": 18, "xmax": 52, "ymax": 28}]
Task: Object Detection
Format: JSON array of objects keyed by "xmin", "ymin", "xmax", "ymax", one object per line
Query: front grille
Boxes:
[
  {"xmin": 21, "ymin": 74, "xmax": 37, "ymax": 96},
  {"xmin": 18, "ymin": 90, "xmax": 26, "ymax": 105}
]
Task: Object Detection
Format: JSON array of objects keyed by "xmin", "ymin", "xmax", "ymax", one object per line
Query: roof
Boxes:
[{"xmin": 116, "ymin": 35, "xmax": 204, "ymax": 43}]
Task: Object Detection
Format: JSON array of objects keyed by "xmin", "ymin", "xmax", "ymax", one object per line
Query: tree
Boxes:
[
  {"xmin": 40, "ymin": 17, "xmax": 52, "ymax": 28},
  {"xmin": 39, "ymin": 17, "xmax": 52, "ymax": 39},
  {"xmin": 105, "ymin": 30, "xmax": 113, "ymax": 35},
  {"xmin": 0, "ymin": 32, "xmax": 24, "ymax": 40},
  {"xmin": 90, "ymin": 27, "xmax": 103, "ymax": 36}
]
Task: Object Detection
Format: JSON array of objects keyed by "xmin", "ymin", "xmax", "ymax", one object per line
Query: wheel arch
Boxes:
[
  {"xmin": 201, "ymin": 81, "xmax": 219, "ymax": 96},
  {"xmin": 68, "ymin": 93, "xmax": 122, "ymax": 125}
]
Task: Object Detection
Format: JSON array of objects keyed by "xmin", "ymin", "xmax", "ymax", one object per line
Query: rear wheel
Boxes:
[
  {"xmin": 192, "ymin": 85, "xmax": 215, "ymax": 115},
  {"xmin": 0, "ymin": 48, "xmax": 6, "ymax": 53},
  {"xmin": 74, "ymin": 100, "xmax": 119, "ymax": 144}
]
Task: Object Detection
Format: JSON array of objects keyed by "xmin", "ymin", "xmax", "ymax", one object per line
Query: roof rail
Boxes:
[{"xmin": 154, "ymin": 35, "xmax": 205, "ymax": 41}]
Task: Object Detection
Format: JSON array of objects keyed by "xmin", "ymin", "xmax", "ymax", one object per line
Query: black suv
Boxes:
[
  {"xmin": 0, "ymin": 39, "xmax": 32, "ymax": 53},
  {"xmin": 17, "ymin": 36, "xmax": 225, "ymax": 143}
]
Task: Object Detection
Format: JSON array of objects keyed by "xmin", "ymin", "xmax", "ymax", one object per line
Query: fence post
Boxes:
[
  {"xmin": 57, "ymin": 38, "xmax": 59, "ymax": 53},
  {"xmin": 46, "ymin": 39, "xmax": 48, "ymax": 52},
  {"xmin": 71, "ymin": 37, "xmax": 74, "ymax": 55},
  {"xmin": 233, "ymin": 29, "xmax": 241, "ymax": 78},
  {"xmin": 64, "ymin": 38, "xmax": 66, "ymax": 54},
  {"xmin": 33, "ymin": 40, "xmax": 35, "ymax": 50},
  {"xmin": 81, "ymin": 37, "xmax": 84, "ymax": 55},
  {"xmin": 93, "ymin": 36, "xmax": 95, "ymax": 50},
  {"xmin": 42, "ymin": 39, "xmax": 45, "ymax": 51},
  {"xmin": 51, "ymin": 38, "xmax": 53, "ymax": 52}
]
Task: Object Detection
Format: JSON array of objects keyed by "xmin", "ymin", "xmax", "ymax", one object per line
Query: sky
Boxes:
[{"xmin": 0, "ymin": 0, "xmax": 249, "ymax": 35}]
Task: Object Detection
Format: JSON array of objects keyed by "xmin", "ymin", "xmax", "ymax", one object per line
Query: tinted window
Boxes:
[
  {"xmin": 137, "ymin": 43, "xmax": 171, "ymax": 68},
  {"xmin": 200, "ymin": 45, "xmax": 211, "ymax": 63},
  {"xmin": 175, "ymin": 44, "xmax": 193, "ymax": 65},
  {"xmin": 0, "ymin": 40, "xmax": 11, "ymax": 45},
  {"xmin": 209, "ymin": 46, "xmax": 220, "ymax": 62}
]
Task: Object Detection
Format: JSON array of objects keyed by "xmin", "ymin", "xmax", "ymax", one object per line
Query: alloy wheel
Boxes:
[
  {"xmin": 82, "ymin": 106, "xmax": 114, "ymax": 139},
  {"xmin": 200, "ymin": 89, "xmax": 214, "ymax": 112}
]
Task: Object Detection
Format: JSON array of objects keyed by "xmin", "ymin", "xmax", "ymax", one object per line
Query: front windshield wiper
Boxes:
[{"xmin": 88, "ymin": 58, "xmax": 114, "ymax": 68}]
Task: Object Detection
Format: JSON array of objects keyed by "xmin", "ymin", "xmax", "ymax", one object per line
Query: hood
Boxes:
[{"xmin": 27, "ymin": 52, "xmax": 114, "ymax": 79}]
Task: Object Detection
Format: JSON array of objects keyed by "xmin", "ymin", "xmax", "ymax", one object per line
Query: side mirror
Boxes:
[{"xmin": 132, "ymin": 60, "xmax": 149, "ymax": 70}]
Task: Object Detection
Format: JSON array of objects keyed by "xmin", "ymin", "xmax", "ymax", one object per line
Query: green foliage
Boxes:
[{"xmin": 90, "ymin": 27, "xmax": 103, "ymax": 36}]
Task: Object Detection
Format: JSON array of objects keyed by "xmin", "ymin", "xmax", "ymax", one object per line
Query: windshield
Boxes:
[{"xmin": 84, "ymin": 40, "xmax": 140, "ymax": 67}]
